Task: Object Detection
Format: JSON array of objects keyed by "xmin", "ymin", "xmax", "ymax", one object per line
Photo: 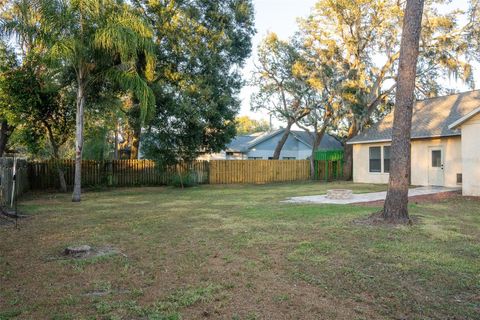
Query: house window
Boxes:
[
  {"xmin": 383, "ymin": 146, "xmax": 391, "ymax": 173},
  {"xmin": 431, "ymin": 150, "xmax": 442, "ymax": 167},
  {"xmin": 369, "ymin": 147, "xmax": 381, "ymax": 173},
  {"xmin": 248, "ymin": 157, "xmax": 263, "ymax": 160},
  {"xmin": 457, "ymin": 173, "xmax": 462, "ymax": 184},
  {"xmin": 226, "ymin": 152, "xmax": 234, "ymax": 156},
  {"xmin": 282, "ymin": 157, "xmax": 296, "ymax": 160}
]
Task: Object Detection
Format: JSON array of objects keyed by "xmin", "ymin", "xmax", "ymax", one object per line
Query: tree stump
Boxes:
[{"xmin": 64, "ymin": 245, "xmax": 92, "ymax": 257}]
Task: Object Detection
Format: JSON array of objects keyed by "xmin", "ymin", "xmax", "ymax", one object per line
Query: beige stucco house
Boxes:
[{"xmin": 347, "ymin": 90, "xmax": 480, "ymax": 196}]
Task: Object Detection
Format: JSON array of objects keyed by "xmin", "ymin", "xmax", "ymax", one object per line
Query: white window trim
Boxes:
[
  {"xmin": 369, "ymin": 145, "xmax": 391, "ymax": 174},
  {"xmin": 369, "ymin": 146, "xmax": 382, "ymax": 173},
  {"xmin": 383, "ymin": 145, "xmax": 391, "ymax": 174}
]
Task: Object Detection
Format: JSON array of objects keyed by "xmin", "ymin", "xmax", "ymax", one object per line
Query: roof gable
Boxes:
[
  {"xmin": 226, "ymin": 135, "xmax": 257, "ymax": 152},
  {"xmin": 348, "ymin": 90, "xmax": 480, "ymax": 144},
  {"xmin": 227, "ymin": 129, "xmax": 343, "ymax": 152},
  {"xmin": 449, "ymin": 106, "xmax": 480, "ymax": 129}
]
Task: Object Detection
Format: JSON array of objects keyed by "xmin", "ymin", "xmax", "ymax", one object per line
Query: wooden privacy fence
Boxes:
[
  {"xmin": 209, "ymin": 160, "xmax": 311, "ymax": 184},
  {"xmin": 27, "ymin": 159, "xmax": 344, "ymax": 190},
  {"xmin": 28, "ymin": 160, "xmax": 209, "ymax": 189}
]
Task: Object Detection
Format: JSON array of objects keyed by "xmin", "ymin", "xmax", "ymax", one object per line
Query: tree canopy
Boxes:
[
  {"xmin": 251, "ymin": 0, "xmax": 478, "ymax": 175},
  {"xmin": 251, "ymin": 32, "xmax": 313, "ymax": 159},
  {"xmin": 139, "ymin": 0, "xmax": 255, "ymax": 164},
  {"xmin": 235, "ymin": 116, "xmax": 270, "ymax": 135}
]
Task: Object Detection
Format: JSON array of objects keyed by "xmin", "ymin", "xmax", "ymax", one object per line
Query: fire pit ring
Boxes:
[{"xmin": 326, "ymin": 189, "xmax": 353, "ymax": 200}]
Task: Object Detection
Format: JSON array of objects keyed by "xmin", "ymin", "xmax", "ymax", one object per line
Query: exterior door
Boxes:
[{"xmin": 428, "ymin": 146, "xmax": 444, "ymax": 186}]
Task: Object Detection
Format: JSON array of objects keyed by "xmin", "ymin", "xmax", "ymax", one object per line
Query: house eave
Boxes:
[
  {"xmin": 346, "ymin": 138, "xmax": 392, "ymax": 145},
  {"xmin": 347, "ymin": 133, "xmax": 461, "ymax": 145},
  {"xmin": 225, "ymin": 148, "xmax": 247, "ymax": 153},
  {"xmin": 448, "ymin": 106, "xmax": 480, "ymax": 130}
]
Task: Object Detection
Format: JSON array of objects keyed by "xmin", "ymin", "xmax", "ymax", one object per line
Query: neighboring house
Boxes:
[
  {"xmin": 347, "ymin": 90, "xmax": 480, "ymax": 196},
  {"xmin": 198, "ymin": 129, "xmax": 343, "ymax": 160}
]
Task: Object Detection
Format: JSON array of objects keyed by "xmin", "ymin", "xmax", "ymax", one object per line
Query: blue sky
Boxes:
[
  {"xmin": 239, "ymin": 0, "xmax": 318, "ymax": 121},
  {"xmin": 239, "ymin": 0, "xmax": 479, "ymax": 123}
]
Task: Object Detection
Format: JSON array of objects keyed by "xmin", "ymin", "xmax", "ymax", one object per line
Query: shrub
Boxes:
[{"xmin": 170, "ymin": 172, "xmax": 197, "ymax": 188}]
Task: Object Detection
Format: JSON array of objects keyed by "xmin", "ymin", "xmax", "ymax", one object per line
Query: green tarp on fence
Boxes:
[{"xmin": 314, "ymin": 150, "xmax": 344, "ymax": 181}]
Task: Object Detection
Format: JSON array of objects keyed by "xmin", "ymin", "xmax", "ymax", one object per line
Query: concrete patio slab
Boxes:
[{"xmin": 283, "ymin": 186, "xmax": 460, "ymax": 205}]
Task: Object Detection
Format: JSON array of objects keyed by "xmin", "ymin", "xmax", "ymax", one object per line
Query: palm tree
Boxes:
[
  {"xmin": 40, "ymin": 0, "xmax": 156, "ymax": 201},
  {"xmin": 0, "ymin": 0, "xmax": 43, "ymax": 59},
  {"xmin": 382, "ymin": 0, "xmax": 425, "ymax": 222},
  {"xmin": 0, "ymin": 0, "xmax": 43, "ymax": 157}
]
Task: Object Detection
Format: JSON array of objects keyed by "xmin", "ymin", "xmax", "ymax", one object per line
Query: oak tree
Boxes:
[
  {"xmin": 299, "ymin": 0, "xmax": 475, "ymax": 179},
  {"xmin": 251, "ymin": 33, "xmax": 311, "ymax": 159}
]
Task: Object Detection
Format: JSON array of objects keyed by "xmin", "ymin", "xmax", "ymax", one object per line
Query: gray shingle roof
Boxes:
[
  {"xmin": 291, "ymin": 131, "xmax": 343, "ymax": 150},
  {"xmin": 227, "ymin": 129, "xmax": 343, "ymax": 152},
  {"xmin": 348, "ymin": 90, "xmax": 480, "ymax": 144},
  {"xmin": 226, "ymin": 135, "xmax": 257, "ymax": 152}
]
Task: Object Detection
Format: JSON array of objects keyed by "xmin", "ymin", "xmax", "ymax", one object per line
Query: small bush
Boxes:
[{"xmin": 170, "ymin": 172, "xmax": 197, "ymax": 188}]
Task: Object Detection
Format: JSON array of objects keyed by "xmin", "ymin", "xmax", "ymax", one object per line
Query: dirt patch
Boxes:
[
  {"xmin": 352, "ymin": 190, "xmax": 480, "ymax": 226},
  {"xmin": 47, "ymin": 245, "xmax": 127, "ymax": 261},
  {"xmin": 0, "ymin": 210, "xmax": 28, "ymax": 227},
  {"xmin": 178, "ymin": 246, "xmax": 378, "ymax": 320},
  {"xmin": 353, "ymin": 210, "xmax": 420, "ymax": 226},
  {"xmin": 0, "ymin": 214, "xmax": 14, "ymax": 226}
]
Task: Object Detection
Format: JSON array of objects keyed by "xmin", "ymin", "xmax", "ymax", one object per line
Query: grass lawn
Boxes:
[{"xmin": 1, "ymin": 182, "xmax": 479, "ymax": 319}]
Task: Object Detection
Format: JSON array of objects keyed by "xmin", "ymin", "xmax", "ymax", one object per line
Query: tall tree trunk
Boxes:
[
  {"xmin": 343, "ymin": 143, "xmax": 353, "ymax": 180},
  {"xmin": 130, "ymin": 123, "xmax": 141, "ymax": 159},
  {"xmin": 72, "ymin": 76, "xmax": 86, "ymax": 202},
  {"xmin": 272, "ymin": 119, "xmax": 293, "ymax": 159},
  {"xmin": 0, "ymin": 120, "xmax": 13, "ymax": 157},
  {"xmin": 383, "ymin": 0, "xmax": 424, "ymax": 222},
  {"xmin": 114, "ymin": 119, "xmax": 119, "ymax": 160},
  {"xmin": 45, "ymin": 123, "xmax": 67, "ymax": 193},
  {"xmin": 310, "ymin": 127, "xmax": 326, "ymax": 180},
  {"xmin": 56, "ymin": 161, "xmax": 68, "ymax": 193},
  {"xmin": 342, "ymin": 121, "xmax": 357, "ymax": 180},
  {"xmin": 127, "ymin": 104, "xmax": 142, "ymax": 160}
]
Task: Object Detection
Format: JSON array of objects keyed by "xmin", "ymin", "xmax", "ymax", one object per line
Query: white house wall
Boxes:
[
  {"xmin": 352, "ymin": 136, "xmax": 462, "ymax": 187},
  {"xmin": 410, "ymin": 137, "xmax": 462, "ymax": 187},
  {"xmin": 197, "ymin": 151, "xmax": 228, "ymax": 160},
  {"xmin": 460, "ymin": 113, "xmax": 480, "ymax": 196},
  {"xmin": 352, "ymin": 142, "xmax": 390, "ymax": 184}
]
